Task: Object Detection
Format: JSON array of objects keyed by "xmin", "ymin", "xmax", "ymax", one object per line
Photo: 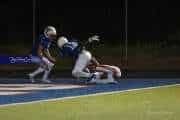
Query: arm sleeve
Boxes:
[{"xmin": 40, "ymin": 37, "xmax": 49, "ymax": 49}]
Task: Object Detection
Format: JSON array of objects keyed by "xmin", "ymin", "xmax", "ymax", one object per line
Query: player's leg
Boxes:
[
  {"xmin": 86, "ymin": 63, "xmax": 117, "ymax": 84},
  {"xmin": 29, "ymin": 67, "xmax": 44, "ymax": 83},
  {"xmin": 28, "ymin": 56, "xmax": 45, "ymax": 82},
  {"xmin": 99, "ymin": 65, "xmax": 121, "ymax": 78},
  {"xmin": 72, "ymin": 50, "xmax": 93, "ymax": 78},
  {"xmin": 41, "ymin": 57, "xmax": 54, "ymax": 83},
  {"xmin": 94, "ymin": 66, "xmax": 117, "ymax": 84},
  {"xmin": 96, "ymin": 66, "xmax": 114, "ymax": 80}
]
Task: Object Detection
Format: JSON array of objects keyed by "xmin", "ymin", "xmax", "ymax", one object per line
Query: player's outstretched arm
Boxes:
[{"xmin": 91, "ymin": 57, "xmax": 100, "ymax": 66}]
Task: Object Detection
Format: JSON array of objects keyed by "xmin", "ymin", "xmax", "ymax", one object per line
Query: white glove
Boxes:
[{"xmin": 88, "ymin": 35, "xmax": 100, "ymax": 43}]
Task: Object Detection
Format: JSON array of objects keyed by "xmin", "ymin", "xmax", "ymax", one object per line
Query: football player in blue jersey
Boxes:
[
  {"xmin": 56, "ymin": 35, "xmax": 106, "ymax": 83},
  {"xmin": 28, "ymin": 26, "xmax": 56, "ymax": 83}
]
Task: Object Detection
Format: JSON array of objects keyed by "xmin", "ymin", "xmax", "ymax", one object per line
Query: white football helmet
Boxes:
[
  {"xmin": 57, "ymin": 36, "xmax": 68, "ymax": 48},
  {"xmin": 44, "ymin": 26, "xmax": 57, "ymax": 39}
]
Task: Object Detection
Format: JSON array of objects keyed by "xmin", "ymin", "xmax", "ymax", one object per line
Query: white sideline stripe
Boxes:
[
  {"xmin": 0, "ymin": 84, "xmax": 85, "ymax": 91},
  {"xmin": 1, "ymin": 78, "xmax": 180, "ymax": 80},
  {"xmin": 0, "ymin": 84, "xmax": 180, "ymax": 108},
  {"xmin": 0, "ymin": 92, "xmax": 29, "ymax": 95}
]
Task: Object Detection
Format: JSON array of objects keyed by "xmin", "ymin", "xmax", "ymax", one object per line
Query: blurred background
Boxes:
[{"xmin": 1, "ymin": 0, "xmax": 180, "ymax": 78}]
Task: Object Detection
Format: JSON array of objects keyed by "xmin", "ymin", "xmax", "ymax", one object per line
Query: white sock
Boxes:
[{"xmin": 30, "ymin": 67, "xmax": 44, "ymax": 77}]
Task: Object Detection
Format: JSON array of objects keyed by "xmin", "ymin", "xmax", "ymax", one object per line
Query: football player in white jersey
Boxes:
[{"xmin": 87, "ymin": 57, "xmax": 121, "ymax": 84}]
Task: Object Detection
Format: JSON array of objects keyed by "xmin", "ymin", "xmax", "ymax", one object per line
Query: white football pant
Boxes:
[
  {"xmin": 29, "ymin": 57, "xmax": 54, "ymax": 80},
  {"xmin": 72, "ymin": 50, "xmax": 92, "ymax": 78}
]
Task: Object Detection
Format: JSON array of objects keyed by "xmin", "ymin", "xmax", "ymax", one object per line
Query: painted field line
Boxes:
[{"xmin": 0, "ymin": 83, "xmax": 180, "ymax": 108}]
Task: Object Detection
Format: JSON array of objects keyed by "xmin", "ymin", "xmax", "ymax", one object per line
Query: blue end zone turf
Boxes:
[{"xmin": 0, "ymin": 78, "xmax": 180, "ymax": 105}]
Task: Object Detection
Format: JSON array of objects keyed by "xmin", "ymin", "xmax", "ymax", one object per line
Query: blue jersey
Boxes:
[
  {"xmin": 31, "ymin": 34, "xmax": 52, "ymax": 56},
  {"xmin": 58, "ymin": 41, "xmax": 81, "ymax": 58}
]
